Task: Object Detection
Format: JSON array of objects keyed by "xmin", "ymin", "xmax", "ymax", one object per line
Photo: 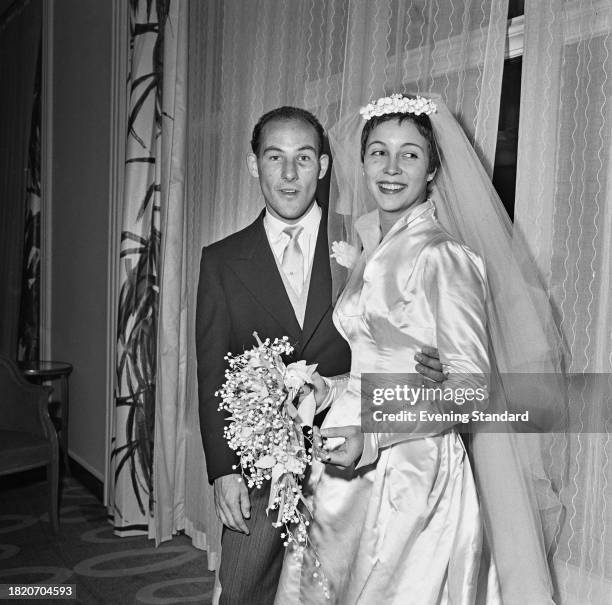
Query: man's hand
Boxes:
[
  {"xmin": 414, "ymin": 346, "xmax": 447, "ymax": 382},
  {"xmin": 317, "ymin": 425, "xmax": 364, "ymax": 468},
  {"xmin": 213, "ymin": 473, "xmax": 251, "ymax": 534}
]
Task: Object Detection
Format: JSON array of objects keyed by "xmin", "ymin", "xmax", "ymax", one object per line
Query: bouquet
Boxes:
[{"xmin": 216, "ymin": 332, "xmax": 319, "ymax": 551}]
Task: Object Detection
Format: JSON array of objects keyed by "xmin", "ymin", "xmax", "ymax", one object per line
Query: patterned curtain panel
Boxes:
[
  {"xmin": 185, "ymin": 0, "xmax": 509, "ymax": 570},
  {"xmin": 110, "ymin": 0, "xmax": 169, "ymax": 534},
  {"xmin": 515, "ymin": 1, "xmax": 612, "ymax": 602},
  {"xmin": 18, "ymin": 38, "xmax": 42, "ymax": 362}
]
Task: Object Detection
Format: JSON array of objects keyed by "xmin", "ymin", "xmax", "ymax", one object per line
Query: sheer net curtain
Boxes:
[
  {"xmin": 153, "ymin": 0, "xmax": 189, "ymax": 544},
  {"xmin": 184, "ymin": 0, "xmax": 508, "ymax": 570},
  {"xmin": 515, "ymin": 1, "xmax": 612, "ymax": 603}
]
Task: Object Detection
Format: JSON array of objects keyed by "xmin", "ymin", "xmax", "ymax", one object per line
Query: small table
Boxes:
[{"xmin": 19, "ymin": 360, "xmax": 73, "ymax": 474}]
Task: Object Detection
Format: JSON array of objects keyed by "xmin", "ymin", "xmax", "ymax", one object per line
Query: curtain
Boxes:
[
  {"xmin": 110, "ymin": 0, "xmax": 169, "ymax": 534},
  {"xmin": 185, "ymin": 0, "xmax": 509, "ymax": 573},
  {"xmin": 152, "ymin": 0, "xmax": 189, "ymax": 544},
  {"xmin": 515, "ymin": 1, "xmax": 612, "ymax": 603},
  {"xmin": 0, "ymin": 0, "xmax": 42, "ymax": 358},
  {"xmin": 18, "ymin": 39, "xmax": 42, "ymax": 362}
]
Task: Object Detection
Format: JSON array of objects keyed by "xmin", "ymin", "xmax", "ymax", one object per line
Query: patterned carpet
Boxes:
[{"xmin": 0, "ymin": 473, "xmax": 215, "ymax": 604}]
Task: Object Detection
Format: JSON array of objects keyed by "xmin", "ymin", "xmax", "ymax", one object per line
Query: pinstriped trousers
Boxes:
[{"xmin": 219, "ymin": 483, "xmax": 284, "ymax": 604}]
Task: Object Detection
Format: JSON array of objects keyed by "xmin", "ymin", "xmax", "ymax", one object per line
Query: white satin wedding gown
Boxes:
[{"xmin": 275, "ymin": 200, "xmax": 500, "ymax": 605}]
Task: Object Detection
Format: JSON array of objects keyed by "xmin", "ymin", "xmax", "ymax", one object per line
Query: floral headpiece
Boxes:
[{"xmin": 359, "ymin": 93, "xmax": 437, "ymax": 121}]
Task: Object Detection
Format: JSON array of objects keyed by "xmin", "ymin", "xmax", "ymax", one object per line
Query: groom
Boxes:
[{"xmin": 196, "ymin": 106, "xmax": 444, "ymax": 604}]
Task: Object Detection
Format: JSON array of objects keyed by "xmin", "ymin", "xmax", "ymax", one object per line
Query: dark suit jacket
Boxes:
[{"xmin": 196, "ymin": 208, "xmax": 351, "ymax": 484}]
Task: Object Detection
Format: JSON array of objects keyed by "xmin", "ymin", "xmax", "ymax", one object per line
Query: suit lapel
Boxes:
[
  {"xmin": 299, "ymin": 212, "xmax": 333, "ymax": 355},
  {"xmin": 227, "ymin": 214, "xmax": 302, "ymax": 342}
]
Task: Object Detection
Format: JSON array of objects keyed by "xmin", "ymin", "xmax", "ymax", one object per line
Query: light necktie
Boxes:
[{"xmin": 281, "ymin": 225, "xmax": 304, "ymax": 294}]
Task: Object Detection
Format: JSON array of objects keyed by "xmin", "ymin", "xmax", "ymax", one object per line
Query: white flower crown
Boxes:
[{"xmin": 359, "ymin": 94, "xmax": 437, "ymax": 121}]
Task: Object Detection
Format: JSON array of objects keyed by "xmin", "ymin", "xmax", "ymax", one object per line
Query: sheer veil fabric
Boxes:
[{"xmin": 327, "ymin": 94, "xmax": 568, "ymax": 604}]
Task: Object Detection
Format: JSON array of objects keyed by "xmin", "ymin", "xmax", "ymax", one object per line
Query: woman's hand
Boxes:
[
  {"xmin": 315, "ymin": 425, "xmax": 364, "ymax": 468},
  {"xmin": 414, "ymin": 346, "xmax": 448, "ymax": 382}
]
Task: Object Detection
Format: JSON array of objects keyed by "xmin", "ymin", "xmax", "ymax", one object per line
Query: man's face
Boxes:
[{"xmin": 247, "ymin": 118, "xmax": 329, "ymax": 224}]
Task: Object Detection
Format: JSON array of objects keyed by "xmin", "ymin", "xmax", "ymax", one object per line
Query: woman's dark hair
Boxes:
[
  {"xmin": 360, "ymin": 112, "xmax": 440, "ymax": 174},
  {"xmin": 251, "ymin": 106, "xmax": 325, "ymax": 157}
]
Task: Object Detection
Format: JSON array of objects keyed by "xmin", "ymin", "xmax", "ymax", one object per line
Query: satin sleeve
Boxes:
[
  {"xmin": 358, "ymin": 240, "xmax": 490, "ymax": 468},
  {"xmin": 317, "ymin": 374, "xmax": 350, "ymax": 414}
]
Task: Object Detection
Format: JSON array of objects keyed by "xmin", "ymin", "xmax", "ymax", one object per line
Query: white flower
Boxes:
[
  {"xmin": 248, "ymin": 356, "xmax": 264, "ymax": 369},
  {"xmin": 360, "ymin": 94, "xmax": 437, "ymax": 121},
  {"xmin": 255, "ymin": 454, "xmax": 277, "ymax": 469},
  {"xmin": 284, "ymin": 360, "xmax": 317, "ymax": 390},
  {"xmin": 330, "ymin": 241, "xmax": 359, "ymax": 269},
  {"xmin": 249, "ymin": 378, "xmax": 269, "ymax": 398},
  {"xmin": 239, "ymin": 427, "xmax": 253, "ymax": 441}
]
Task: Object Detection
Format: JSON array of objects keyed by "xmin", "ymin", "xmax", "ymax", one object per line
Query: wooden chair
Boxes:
[{"xmin": 0, "ymin": 354, "xmax": 60, "ymax": 532}]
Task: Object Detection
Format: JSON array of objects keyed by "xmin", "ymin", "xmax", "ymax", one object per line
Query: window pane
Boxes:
[
  {"xmin": 492, "ymin": 57, "xmax": 522, "ymax": 220},
  {"xmin": 508, "ymin": 0, "xmax": 525, "ymax": 19}
]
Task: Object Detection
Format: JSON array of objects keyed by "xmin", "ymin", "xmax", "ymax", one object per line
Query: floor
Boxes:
[{"xmin": 0, "ymin": 472, "xmax": 215, "ymax": 604}]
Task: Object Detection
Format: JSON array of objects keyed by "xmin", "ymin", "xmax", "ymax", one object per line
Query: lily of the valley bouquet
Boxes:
[{"xmin": 216, "ymin": 332, "xmax": 318, "ymax": 550}]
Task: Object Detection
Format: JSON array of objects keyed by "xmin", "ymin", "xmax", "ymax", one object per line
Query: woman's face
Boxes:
[{"xmin": 363, "ymin": 118, "xmax": 434, "ymax": 219}]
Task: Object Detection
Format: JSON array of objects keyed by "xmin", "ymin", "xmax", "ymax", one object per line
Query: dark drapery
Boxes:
[{"xmin": 0, "ymin": 0, "xmax": 42, "ymax": 357}]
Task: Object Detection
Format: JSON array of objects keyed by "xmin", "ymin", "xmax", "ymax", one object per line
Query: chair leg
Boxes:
[
  {"xmin": 59, "ymin": 375, "xmax": 71, "ymax": 476},
  {"xmin": 47, "ymin": 459, "xmax": 59, "ymax": 533}
]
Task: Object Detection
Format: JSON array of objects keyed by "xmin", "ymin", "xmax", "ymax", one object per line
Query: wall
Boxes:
[{"xmin": 50, "ymin": 0, "xmax": 113, "ymax": 479}]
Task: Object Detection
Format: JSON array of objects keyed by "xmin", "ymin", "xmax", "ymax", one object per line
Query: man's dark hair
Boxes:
[
  {"xmin": 251, "ymin": 106, "xmax": 325, "ymax": 157},
  {"xmin": 360, "ymin": 112, "xmax": 440, "ymax": 174}
]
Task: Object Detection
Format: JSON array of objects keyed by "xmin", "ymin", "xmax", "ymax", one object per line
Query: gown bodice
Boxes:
[{"xmin": 326, "ymin": 199, "xmax": 490, "ymax": 430}]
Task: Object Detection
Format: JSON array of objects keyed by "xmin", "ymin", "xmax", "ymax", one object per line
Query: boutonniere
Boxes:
[{"xmin": 330, "ymin": 241, "xmax": 359, "ymax": 270}]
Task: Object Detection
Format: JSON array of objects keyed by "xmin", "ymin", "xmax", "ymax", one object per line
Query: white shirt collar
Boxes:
[{"xmin": 264, "ymin": 202, "xmax": 321, "ymax": 240}]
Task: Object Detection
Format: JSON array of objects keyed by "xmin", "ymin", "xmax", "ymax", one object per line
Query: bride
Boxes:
[{"xmin": 275, "ymin": 94, "xmax": 564, "ymax": 605}]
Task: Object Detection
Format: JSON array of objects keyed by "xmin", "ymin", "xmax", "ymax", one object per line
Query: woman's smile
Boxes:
[{"xmin": 376, "ymin": 181, "xmax": 407, "ymax": 194}]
